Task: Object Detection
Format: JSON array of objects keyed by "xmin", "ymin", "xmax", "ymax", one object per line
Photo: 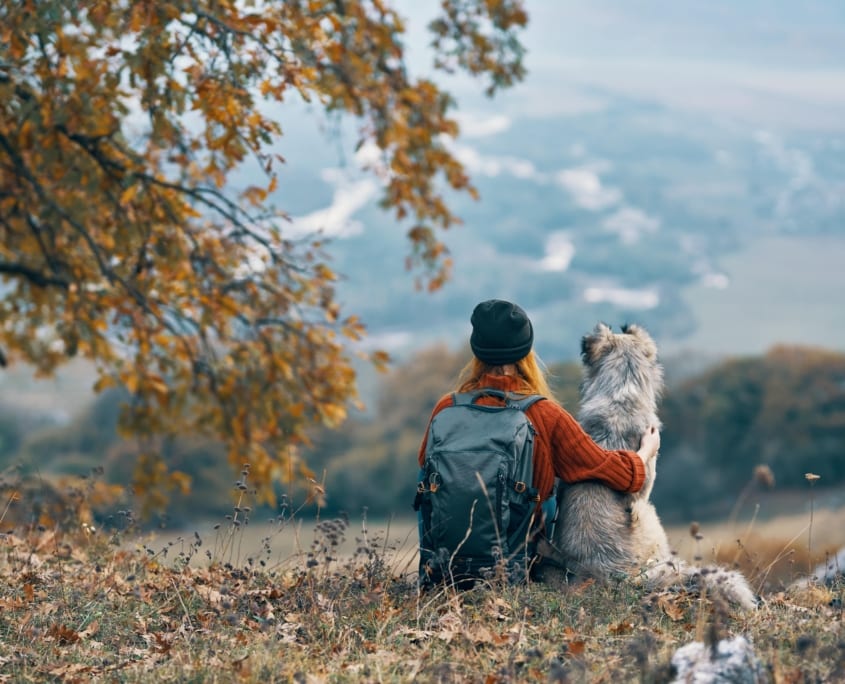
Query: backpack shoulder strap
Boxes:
[
  {"xmin": 452, "ymin": 389, "xmax": 505, "ymax": 406},
  {"xmin": 508, "ymin": 394, "xmax": 545, "ymax": 411}
]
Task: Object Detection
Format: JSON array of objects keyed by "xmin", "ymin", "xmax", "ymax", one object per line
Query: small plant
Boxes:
[
  {"xmin": 805, "ymin": 472, "xmax": 821, "ymax": 573},
  {"xmin": 727, "ymin": 464, "xmax": 776, "ymax": 526}
]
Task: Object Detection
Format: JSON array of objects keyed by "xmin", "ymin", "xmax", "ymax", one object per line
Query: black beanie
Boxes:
[{"xmin": 470, "ymin": 299, "xmax": 534, "ymax": 365}]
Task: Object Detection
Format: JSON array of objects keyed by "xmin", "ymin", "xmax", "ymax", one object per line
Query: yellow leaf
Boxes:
[
  {"xmin": 149, "ymin": 375, "xmax": 169, "ymax": 397},
  {"xmin": 123, "ymin": 373, "xmax": 138, "ymax": 394},
  {"xmin": 119, "ymin": 184, "xmax": 138, "ymax": 205},
  {"xmin": 93, "ymin": 375, "xmax": 116, "ymax": 392}
]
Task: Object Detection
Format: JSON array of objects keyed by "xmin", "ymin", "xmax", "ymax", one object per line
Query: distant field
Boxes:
[
  {"xmin": 135, "ymin": 501, "xmax": 845, "ymax": 590},
  {"xmin": 130, "ymin": 515, "xmax": 423, "ymax": 578},
  {"xmin": 667, "ymin": 235, "xmax": 845, "ymax": 357}
]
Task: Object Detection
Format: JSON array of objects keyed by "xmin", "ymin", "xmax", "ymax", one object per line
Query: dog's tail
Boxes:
[{"xmin": 641, "ymin": 557, "xmax": 759, "ymax": 611}]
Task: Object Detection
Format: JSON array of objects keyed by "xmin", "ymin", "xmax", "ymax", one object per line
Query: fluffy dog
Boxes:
[{"xmin": 539, "ymin": 323, "xmax": 757, "ymax": 611}]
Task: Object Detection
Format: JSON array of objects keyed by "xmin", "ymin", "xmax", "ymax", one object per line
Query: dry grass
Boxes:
[
  {"xmin": 1, "ymin": 477, "xmax": 844, "ymax": 682},
  {"xmin": 664, "ymin": 505, "xmax": 845, "ymax": 593}
]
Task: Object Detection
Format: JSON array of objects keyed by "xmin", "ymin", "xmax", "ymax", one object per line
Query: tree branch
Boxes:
[{"xmin": 0, "ymin": 260, "xmax": 69, "ymax": 289}]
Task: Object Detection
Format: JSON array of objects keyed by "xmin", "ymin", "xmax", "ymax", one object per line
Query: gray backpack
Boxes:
[{"xmin": 415, "ymin": 389, "xmax": 545, "ymax": 587}]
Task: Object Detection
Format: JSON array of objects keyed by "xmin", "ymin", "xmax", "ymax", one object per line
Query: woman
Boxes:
[{"xmin": 417, "ymin": 299, "xmax": 660, "ymax": 581}]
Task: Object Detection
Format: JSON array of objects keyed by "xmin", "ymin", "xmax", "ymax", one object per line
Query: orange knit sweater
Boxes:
[{"xmin": 417, "ymin": 373, "xmax": 645, "ymax": 501}]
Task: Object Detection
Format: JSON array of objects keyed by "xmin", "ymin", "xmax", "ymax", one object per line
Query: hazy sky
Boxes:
[
  {"xmin": 395, "ymin": 0, "xmax": 845, "ymax": 131},
  {"xmin": 268, "ymin": 2, "xmax": 845, "ymax": 361}
]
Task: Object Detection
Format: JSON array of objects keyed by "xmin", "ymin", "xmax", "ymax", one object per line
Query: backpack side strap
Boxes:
[{"xmin": 508, "ymin": 476, "xmax": 540, "ymax": 502}]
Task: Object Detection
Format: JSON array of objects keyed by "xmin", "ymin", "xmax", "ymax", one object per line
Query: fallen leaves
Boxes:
[
  {"xmin": 1, "ymin": 523, "xmax": 843, "ymax": 682},
  {"xmin": 47, "ymin": 624, "xmax": 81, "ymax": 645},
  {"xmin": 608, "ymin": 620, "xmax": 634, "ymax": 635},
  {"xmin": 658, "ymin": 594, "xmax": 687, "ymax": 622},
  {"xmin": 393, "ymin": 611, "xmax": 521, "ymax": 648},
  {"xmin": 567, "ymin": 639, "xmax": 587, "ymax": 655},
  {"xmin": 46, "ymin": 662, "xmax": 94, "ymax": 680},
  {"xmin": 79, "ymin": 620, "xmax": 100, "ymax": 639}
]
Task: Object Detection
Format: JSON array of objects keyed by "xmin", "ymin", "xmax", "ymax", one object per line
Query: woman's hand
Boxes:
[{"xmin": 637, "ymin": 425, "xmax": 661, "ymax": 463}]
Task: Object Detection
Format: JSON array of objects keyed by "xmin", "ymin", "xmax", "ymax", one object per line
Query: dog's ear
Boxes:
[
  {"xmin": 581, "ymin": 322, "xmax": 614, "ymax": 366},
  {"xmin": 621, "ymin": 323, "xmax": 658, "ymax": 359}
]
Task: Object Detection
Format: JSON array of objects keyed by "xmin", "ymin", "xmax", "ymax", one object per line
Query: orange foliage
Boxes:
[{"xmin": 0, "ymin": 1, "xmax": 527, "ymax": 509}]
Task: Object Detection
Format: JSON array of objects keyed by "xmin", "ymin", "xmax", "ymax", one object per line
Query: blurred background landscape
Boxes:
[{"xmin": 1, "ymin": 0, "xmax": 844, "ymax": 550}]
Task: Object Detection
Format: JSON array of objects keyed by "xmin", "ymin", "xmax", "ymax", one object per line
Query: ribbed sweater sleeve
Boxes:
[{"xmin": 527, "ymin": 400, "xmax": 645, "ymax": 496}]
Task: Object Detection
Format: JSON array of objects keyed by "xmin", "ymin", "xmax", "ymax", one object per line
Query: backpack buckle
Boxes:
[
  {"xmin": 428, "ymin": 472, "xmax": 441, "ymax": 493},
  {"xmin": 514, "ymin": 481, "xmax": 527, "ymax": 494}
]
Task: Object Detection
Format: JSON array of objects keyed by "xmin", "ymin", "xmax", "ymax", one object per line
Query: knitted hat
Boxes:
[{"xmin": 470, "ymin": 299, "xmax": 534, "ymax": 365}]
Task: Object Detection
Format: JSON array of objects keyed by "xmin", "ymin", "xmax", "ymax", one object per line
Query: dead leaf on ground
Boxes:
[
  {"xmin": 465, "ymin": 624, "xmax": 495, "ymax": 645},
  {"xmin": 47, "ymin": 624, "xmax": 80, "ymax": 645},
  {"xmin": 47, "ymin": 662, "xmax": 94, "ymax": 679},
  {"xmin": 658, "ymin": 595, "xmax": 686, "ymax": 621},
  {"xmin": 568, "ymin": 640, "xmax": 586, "ymax": 655},
  {"xmin": 393, "ymin": 626, "xmax": 433, "ymax": 643},
  {"xmin": 79, "ymin": 620, "xmax": 100, "ymax": 639},
  {"xmin": 608, "ymin": 620, "xmax": 633, "ymax": 635},
  {"xmin": 194, "ymin": 584, "xmax": 224, "ymax": 606}
]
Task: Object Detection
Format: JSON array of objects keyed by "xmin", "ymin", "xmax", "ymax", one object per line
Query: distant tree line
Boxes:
[
  {"xmin": 654, "ymin": 345, "xmax": 845, "ymax": 521},
  {"xmin": 1, "ymin": 344, "xmax": 843, "ymax": 527}
]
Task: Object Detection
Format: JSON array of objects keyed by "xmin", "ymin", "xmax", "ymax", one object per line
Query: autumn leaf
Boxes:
[
  {"xmin": 47, "ymin": 624, "xmax": 81, "ymax": 645},
  {"xmin": 658, "ymin": 594, "xmax": 686, "ymax": 621},
  {"xmin": 608, "ymin": 621, "xmax": 634, "ymax": 635},
  {"xmin": 465, "ymin": 624, "xmax": 496, "ymax": 645},
  {"xmin": 79, "ymin": 620, "xmax": 100, "ymax": 639},
  {"xmin": 567, "ymin": 640, "xmax": 586, "ymax": 655},
  {"xmin": 47, "ymin": 663, "xmax": 93, "ymax": 679}
]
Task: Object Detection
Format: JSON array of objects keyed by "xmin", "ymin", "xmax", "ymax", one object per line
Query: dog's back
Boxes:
[{"xmin": 549, "ymin": 323, "xmax": 666, "ymax": 578}]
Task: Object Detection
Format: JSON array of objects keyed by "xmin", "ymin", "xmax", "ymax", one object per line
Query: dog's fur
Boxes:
[{"xmin": 539, "ymin": 323, "xmax": 757, "ymax": 611}]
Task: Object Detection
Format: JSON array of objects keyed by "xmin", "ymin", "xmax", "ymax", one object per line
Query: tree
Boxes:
[
  {"xmin": 0, "ymin": 0, "xmax": 527, "ymax": 512},
  {"xmin": 654, "ymin": 345, "xmax": 845, "ymax": 521}
]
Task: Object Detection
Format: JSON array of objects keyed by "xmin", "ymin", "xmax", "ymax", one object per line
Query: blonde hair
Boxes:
[{"xmin": 455, "ymin": 350, "xmax": 557, "ymax": 401}]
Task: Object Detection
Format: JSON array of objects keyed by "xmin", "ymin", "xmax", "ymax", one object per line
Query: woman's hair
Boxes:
[{"xmin": 455, "ymin": 350, "xmax": 557, "ymax": 401}]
